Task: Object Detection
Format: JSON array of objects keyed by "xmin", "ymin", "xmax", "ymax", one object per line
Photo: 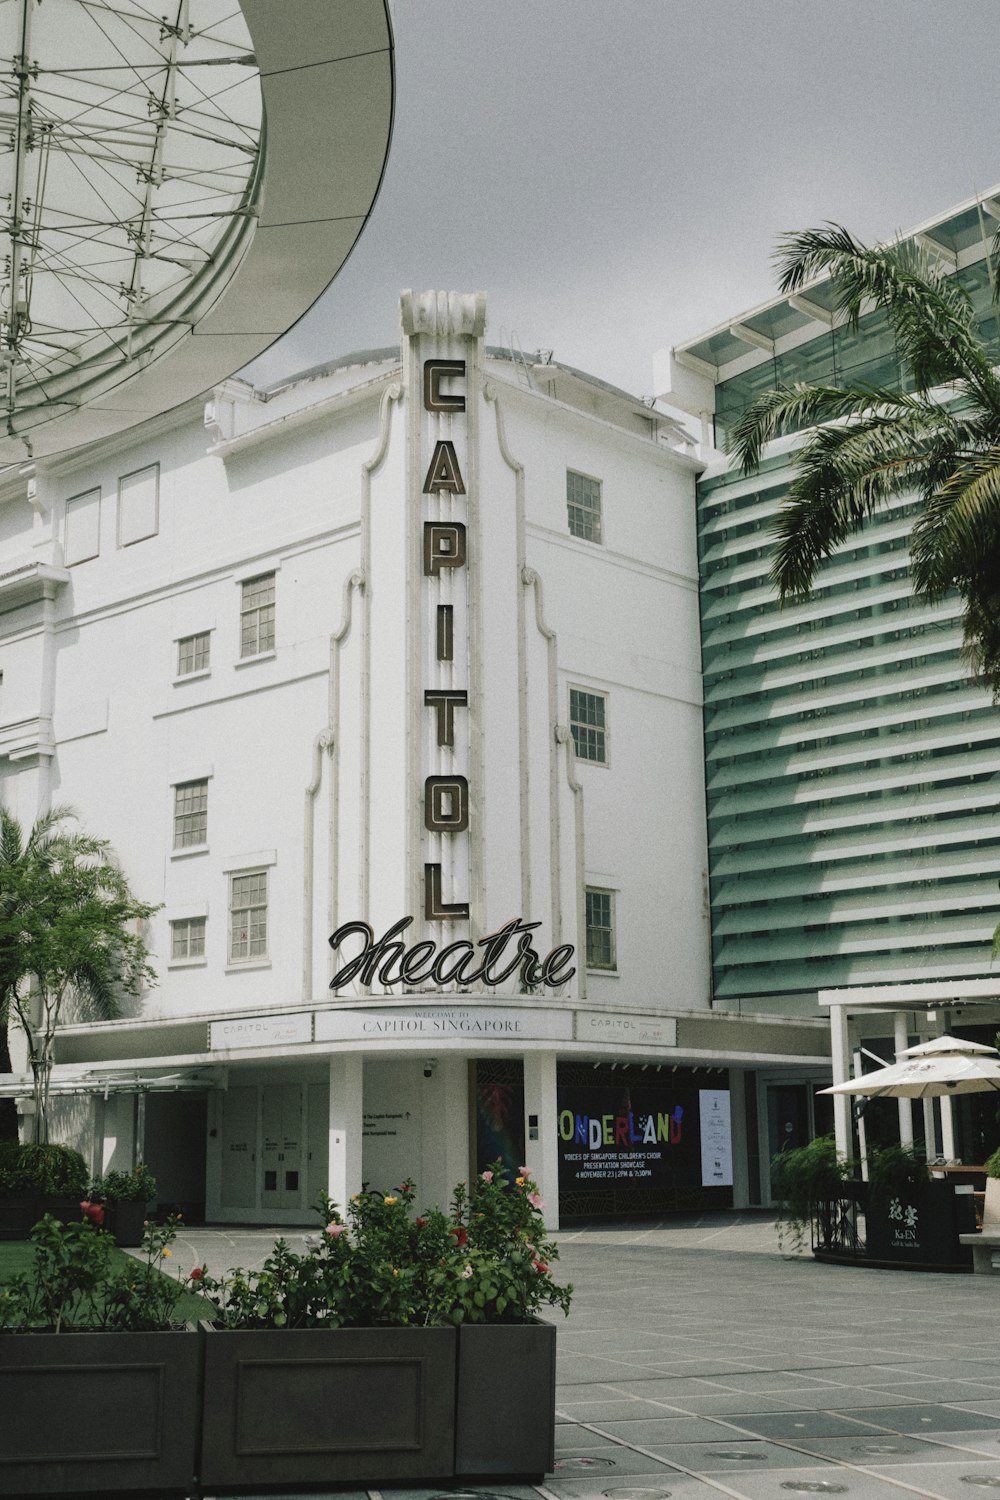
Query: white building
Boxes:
[{"xmin": 0, "ymin": 292, "xmax": 829, "ymax": 1225}]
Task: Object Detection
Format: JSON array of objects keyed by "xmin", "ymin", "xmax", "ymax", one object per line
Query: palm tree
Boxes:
[
  {"xmin": 0, "ymin": 807, "xmax": 154, "ymax": 1142},
  {"xmin": 728, "ymin": 223, "xmax": 1000, "ymax": 699},
  {"xmin": 0, "ymin": 807, "xmax": 79, "ymax": 1140}
]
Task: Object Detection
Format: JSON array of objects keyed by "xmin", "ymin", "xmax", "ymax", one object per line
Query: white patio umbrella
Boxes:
[{"xmin": 819, "ymin": 1034, "xmax": 1000, "ymax": 1099}]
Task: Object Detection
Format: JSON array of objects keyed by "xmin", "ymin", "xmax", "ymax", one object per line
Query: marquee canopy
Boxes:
[{"xmin": 0, "ymin": 0, "xmax": 394, "ymax": 463}]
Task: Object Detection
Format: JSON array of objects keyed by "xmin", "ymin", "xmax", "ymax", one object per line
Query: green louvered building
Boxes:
[{"xmin": 658, "ymin": 190, "xmax": 1000, "ymax": 1022}]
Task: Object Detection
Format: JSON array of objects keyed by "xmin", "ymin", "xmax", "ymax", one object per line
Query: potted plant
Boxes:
[
  {"xmin": 89, "ymin": 1162, "xmax": 156, "ymax": 1247},
  {"xmin": 770, "ymin": 1134, "xmax": 854, "ymax": 1254},
  {"xmin": 0, "ymin": 1142, "xmax": 89, "ymax": 1240},
  {"xmin": 194, "ymin": 1161, "xmax": 571, "ymax": 1489},
  {"xmin": 0, "ymin": 1212, "xmax": 201, "ymax": 1496}
]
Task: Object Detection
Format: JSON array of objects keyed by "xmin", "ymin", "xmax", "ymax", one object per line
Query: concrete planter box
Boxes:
[
  {"xmin": 199, "ymin": 1322, "xmax": 458, "ymax": 1489},
  {"xmin": 0, "ymin": 1195, "xmax": 84, "ymax": 1241},
  {"xmin": 0, "ymin": 1327, "xmax": 201, "ymax": 1496},
  {"xmin": 455, "ymin": 1318, "xmax": 556, "ymax": 1479},
  {"xmin": 104, "ymin": 1199, "xmax": 148, "ymax": 1247}
]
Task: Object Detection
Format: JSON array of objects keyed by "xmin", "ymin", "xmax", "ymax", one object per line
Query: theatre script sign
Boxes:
[{"xmin": 329, "ymin": 343, "xmax": 575, "ymax": 992}]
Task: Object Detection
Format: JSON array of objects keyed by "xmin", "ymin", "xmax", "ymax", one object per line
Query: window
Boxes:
[
  {"xmin": 118, "ymin": 464, "xmax": 159, "ymax": 546},
  {"xmin": 240, "ymin": 572, "xmax": 275, "ymax": 658},
  {"xmin": 177, "ymin": 631, "xmax": 211, "ymax": 677},
  {"xmin": 64, "ymin": 487, "xmax": 101, "ymax": 565},
  {"xmin": 173, "ymin": 779, "xmax": 208, "ymax": 849},
  {"xmin": 229, "ymin": 870, "xmax": 268, "ymax": 963},
  {"xmin": 585, "ymin": 887, "xmax": 616, "ymax": 970},
  {"xmin": 567, "ymin": 470, "xmax": 602, "ymax": 543},
  {"xmin": 170, "ymin": 917, "xmax": 206, "ymax": 961},
  {"xmin": 570, "ymin": 687, "xmax": 608, "ymax": 764}
]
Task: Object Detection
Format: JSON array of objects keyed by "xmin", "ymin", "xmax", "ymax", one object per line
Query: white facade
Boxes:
[{"xmin": 0, "ymin": 292, "xmax": 828, "ymax": 1224}]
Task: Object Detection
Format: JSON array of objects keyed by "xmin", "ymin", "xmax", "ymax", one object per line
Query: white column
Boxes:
[
  {"xmin": 421, "ymin": 1055, "xmax": 470, "ymax": 1208},
  {"xmin": 853, "ymin": 1051, "xmax": 869, "ymax": 1181},
  {"xmin": 939, "ymin": 1095, "xmax": 957, "ymax": 1162},
  {"xmin": 894, "ymin": 1012, "xmax": 914, "ymax": 1147},
  {"xmin": 522, "ymin": 1050, "xmax": 559, "ymax": 1231},
  {"xmin": 328, "ymin": 1053, "xmax": 364, "ymax": 1213},
  {"xmin": 728, "ymin": 1069, "xmax": 750, "ymax": 1209},
  {"xmin": 923, "ymin": 1098, "xmax": 939, "ymax": 1160},
  {"xmin": 830, "ymin": 1004, "xmax": 851, "ymax": 1160}
]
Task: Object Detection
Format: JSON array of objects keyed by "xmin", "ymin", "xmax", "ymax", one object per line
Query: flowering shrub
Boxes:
[
  {"xmin": 89, "ymin": 1162, "xmax": 157, "ymax": 1203},
  {"xmin": 0, "ymin": 1212, "xmax": 189, "ymax": 1332},
  {"xmin": 192, "ymin": 1162, "xmax": 572, "ymax": 1330}
]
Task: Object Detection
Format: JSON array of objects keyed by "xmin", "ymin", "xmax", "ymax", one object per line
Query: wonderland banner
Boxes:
[{"xmin": 557, "ymin": 1083, "xmax": 711, "ymax": 1193}]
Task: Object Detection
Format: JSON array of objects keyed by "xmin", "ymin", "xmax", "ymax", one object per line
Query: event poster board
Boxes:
[
  {"xmin": 698, "ymin": 1088, "xmax": 733, "ymax": 1187},
  {"xmin": 557, "ymin": 1083, "xmax": 732, "ymax": 1194}
]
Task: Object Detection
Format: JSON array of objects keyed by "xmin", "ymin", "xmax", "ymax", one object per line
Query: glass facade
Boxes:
[{"xmin": 696, "ymin": 288, "xmax": 1000, "ymax": 1007}]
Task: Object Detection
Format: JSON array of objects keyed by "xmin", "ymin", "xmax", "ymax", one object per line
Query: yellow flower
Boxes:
[
  {"xmin": 515, "ymin": 1176, "xmax": 525, "ymax": 1187},
  {"xmin": 392, "ymin": 1267, "xmax": 400, "ymax": 1276},
  {"xmin": 162, "ymin": 1247, "xmax": 172, "ymax": 1257},
  {"xmin": 384, "ymin": 1195, "xmax": 397, "ymax": 1206}
]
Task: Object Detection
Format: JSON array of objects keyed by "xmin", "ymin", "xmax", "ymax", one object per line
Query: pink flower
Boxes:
[
  {"xmin": 520, "ymin": 1166, "xmax": 531, "ymax": 1177},
  {"xmin": 481, "ymin": 1169, "xmax": 493, "ymax": 1183},
  {"xmin": 79, "ymin": 1200, "xmax": 105, "ymax": 1227},
  {"xmin": 326, "ymin": 1222, "xmax": 345, "ymax": 1238},
  {"xmin": 461, "ymin": 1264, "xmax": 473, "ymax": 1279},
  {"xmin": 527, "ymin": 1192, "xmax": 544, "ymax": 1211}
]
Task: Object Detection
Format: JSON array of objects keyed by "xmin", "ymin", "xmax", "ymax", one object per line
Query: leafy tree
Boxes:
[
  {"xmin": 0, "ymin": 808, "xmax": 157, "ymax": 1143},
  {"xmin": 728, "ymin": 223, "xmax": 1000, "ymax": 698}
]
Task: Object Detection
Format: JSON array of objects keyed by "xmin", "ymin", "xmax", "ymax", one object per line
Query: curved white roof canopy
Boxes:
[{"xmin": 0, "ymin": 0, "xmax": 393, "ymax": 463}]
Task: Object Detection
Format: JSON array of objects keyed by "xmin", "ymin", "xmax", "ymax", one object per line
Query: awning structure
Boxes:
[
  {"xmin": 0, "ymin": 0, "xmax": 394, "ymax": 462},
  {"xmin": 0, "ymin": 1066, "xmax": 220, "ymax": 1098}
]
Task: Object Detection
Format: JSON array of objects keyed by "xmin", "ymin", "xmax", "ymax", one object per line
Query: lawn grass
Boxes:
[{"xmin": 0, "ymin": 1239, "xmax": 211, "ymax": 1322}]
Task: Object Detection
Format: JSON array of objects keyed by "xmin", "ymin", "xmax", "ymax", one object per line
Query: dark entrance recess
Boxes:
[
  {"xmin": 144, "ymin": 1092, "xmax": 208, "ymax": 1223},
  {"xmin": 557, "ymin": 1061, "xmax": 733, "ymax": 1220},
  {"xmin": 474, "ymin": 1059, "xmax": 525, "ymax": 1180}
]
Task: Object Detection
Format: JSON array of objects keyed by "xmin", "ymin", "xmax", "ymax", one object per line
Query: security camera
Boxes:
[{"xmin": 423, "ymin": 1059, "xmax": 437, "ymax": 1078}]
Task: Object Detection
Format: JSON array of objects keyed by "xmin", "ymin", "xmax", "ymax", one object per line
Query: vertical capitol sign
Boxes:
[{"xmin": 328, "ymin": 292, "xmax": 575, "ymax": 992}]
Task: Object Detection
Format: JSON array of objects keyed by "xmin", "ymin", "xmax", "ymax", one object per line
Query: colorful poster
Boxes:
[
  {"xmin": 556, "ymin": 1084, "xmax": 700, "ymax": 1193},
  {"xmin": 698, "ymin": 1089, "xmax": 733, "ymax": 1187}
]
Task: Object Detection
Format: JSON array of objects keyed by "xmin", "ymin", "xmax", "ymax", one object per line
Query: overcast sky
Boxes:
[{"xmin": 248, "ymin": 0, "xmax": 1000, "ymax": 401}]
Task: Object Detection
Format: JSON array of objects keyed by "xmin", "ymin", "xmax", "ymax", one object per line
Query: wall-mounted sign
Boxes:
[
  {"xmin": 556, "ymin": 1082, "xmax": 699, "ymax": 1193},
  {"xmin": 698, "ymin": 1089, "xmax": 733, "ymax": 1187},
  {"xmin": 575, "ymin": 1011, "xmax": 677, "ymax": 1048},
  {"xmin": 209, "ymin": 1012, "xmax": 312, "ymax": 1051},
  {"xmin": 328, "ymin": 916, "xmax": 575, "ymax": 990},
  {"xmin": 315, "ymin": 1005, "xmax": 573, "ymax": 1044}
]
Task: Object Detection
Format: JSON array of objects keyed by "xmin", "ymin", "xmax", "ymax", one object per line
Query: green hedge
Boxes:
[{"xmin": 0, "ymin": 1142, "xmax": 89, "ymax": 1197}]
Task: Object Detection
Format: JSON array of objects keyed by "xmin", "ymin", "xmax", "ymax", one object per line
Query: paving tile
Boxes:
[
  {"xmin": 728, "ymin": 1414, "xmax": 895, "ymax": 1441},
  {"xmin": 593, "ymin": 1417, "xmax": 757, "ymax": 1445},
  {"xmin": 545, "ymin": 1475, "xmax": 719, "ymax": 1500},
  {"xmin": 846, "ymin": 1408, "xmax": 1000, "ymax": 1435},
  {"xmin": 551, "ymin": 1447, "xmax": 682, "ymax": 1478},
  {"xmin": 801, "ymin": 1436, "xmax": 981, "ymax": 1466},
  {"xmin": 716, "ymin": 1465, "xmax": 935, "ymax": 1500},
  {"xmin": 629, "ymin": 1441, "xmax": 834, "ymax": 1474},
  {"xmin": 866, "ymin": 1458, "xmax": 1000, "ymax": 1498}
]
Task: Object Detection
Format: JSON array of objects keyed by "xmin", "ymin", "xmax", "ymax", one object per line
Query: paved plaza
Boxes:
[{"xmin": 157, "ymin": 1212, "xmax": 1000, "ymax": 1500}]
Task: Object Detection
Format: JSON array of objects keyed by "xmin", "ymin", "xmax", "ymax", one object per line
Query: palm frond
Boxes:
[
  {"xmin": 727, "ymin": 380, "xmax": 937, "ymax": 476},
  {"xmin": 768, "ymin": 406, "xmax": 963, "ymax": 599},
  {"xmin": 910, "ymin": 448, "xmax": 1000, "ymax": 596},
  {"xmin": 775, "ymin": 225, "xmax": 1000, "ymax": 412}
]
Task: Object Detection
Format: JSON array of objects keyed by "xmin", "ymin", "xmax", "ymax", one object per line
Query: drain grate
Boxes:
[
  {"xmin": 962, "ymin": 1480, "xmax": 1000, "ymax": 1489},
  {"xmin": 716, "ymin": 1451, "xmax": 767, "ymax": 1461},
  {"xmin": 781, "ymin": 1483, "xmax": 848, "ymax": 1494},
  {"xmin": 852, "ymin": 1442, "xmax": 905, "ymax": 1454},
  {"xmin": 601, "ymin": 1490, "xmax": 672, "ymax": 1499},
  {"xmin": 556, "ymin": 1457, "xmax": 618, "ymax": 1471}
]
